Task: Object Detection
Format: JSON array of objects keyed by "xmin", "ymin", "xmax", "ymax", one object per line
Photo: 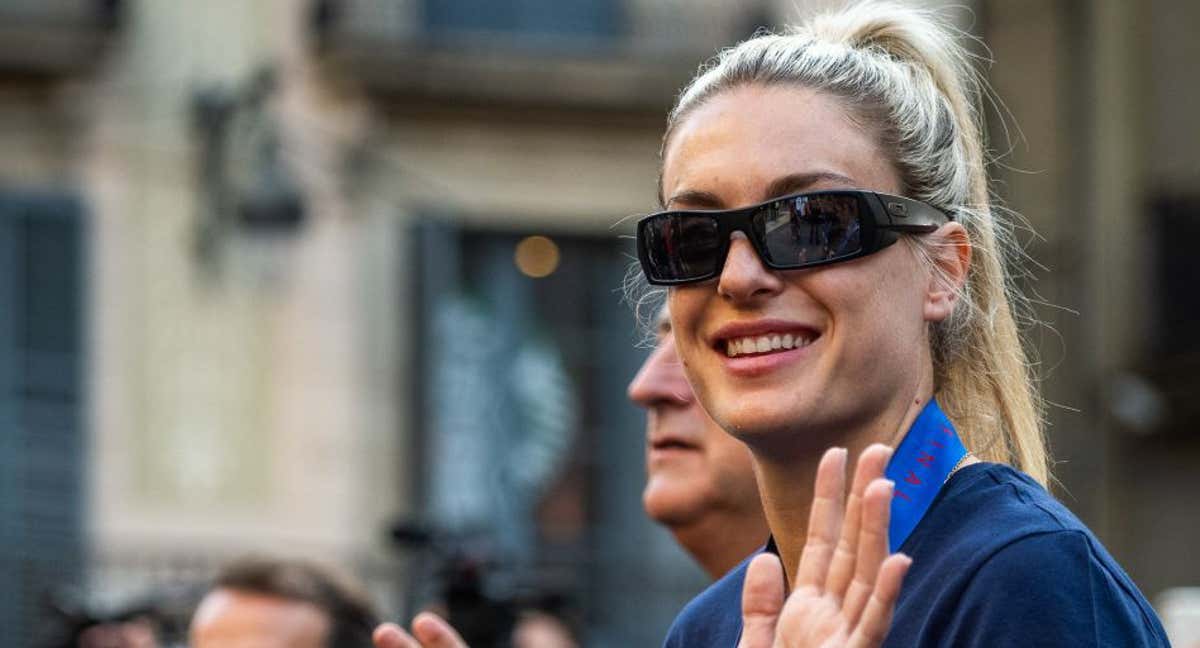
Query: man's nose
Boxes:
[{"xmin": 628, "ymin": 339, "xmax": 693, "ymax": 408}]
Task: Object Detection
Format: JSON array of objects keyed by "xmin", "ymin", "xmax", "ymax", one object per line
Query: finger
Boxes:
[
  {"xmin": 842, "ymin": 477, "xmax": 894, "ymax": 626},
  {"xmin": 826, "ymin": 444, "xmax": 893, "ymax": 601},
  {"xmin": 795, "ymin": 447, "xmax": 848, "ymax": 591},
  {"xmin": 847, "ymin": 553, "xmax": 912, "ymax": 648},
  {"xmin": 736, "ymin": 554, "xmax": 787, "ymax": 648},
  {"xmin": 374, "ymin": 623, "xmax": 423, "ymax": 648},
  {"xmin": 412, "ymin": 612, "xmax": 471, "ymax": 648}
]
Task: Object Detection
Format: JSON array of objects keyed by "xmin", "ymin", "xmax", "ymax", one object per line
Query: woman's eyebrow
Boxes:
[
  {"xmin": 663, "ymin": 189, "xmax": 725, "ymax": 209},
  {"xmin": 762, "ymin": 171, "xmax": 858, "ymax": 200},
  {"xmin": 664, "ymin": 171, "xmax": 858, "ymax": 209}
]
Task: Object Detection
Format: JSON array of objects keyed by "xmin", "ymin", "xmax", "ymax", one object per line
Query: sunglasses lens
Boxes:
[
  {"xmin": 759, "ymin": 194, "xmax": 864, "ymax": 266},
  {"xmin": 639, "ymin": 213, "xmax": 722, "ymax": 282}
]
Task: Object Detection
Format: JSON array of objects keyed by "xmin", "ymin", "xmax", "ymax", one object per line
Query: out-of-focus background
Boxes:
[{"xmin": 0, "ymin": 0, "xmax": 1197, "ymax": 646}]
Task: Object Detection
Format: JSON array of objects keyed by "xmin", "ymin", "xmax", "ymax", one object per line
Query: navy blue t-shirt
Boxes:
[{"xmin": 663, "ymin": 463, "xmax": 1169, "ymax": 647}]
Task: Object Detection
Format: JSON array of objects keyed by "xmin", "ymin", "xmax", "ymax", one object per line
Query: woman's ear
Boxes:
[{"xmin": 923, "ymin": 222, "xmax": 971, "ymax": 323}]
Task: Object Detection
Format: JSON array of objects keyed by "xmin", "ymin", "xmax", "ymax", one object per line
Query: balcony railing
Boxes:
[
  {"xmin": 0, "ymin": 0, "xmax": 122, "ymax": 77},
  {"xmin": 311, "ymin": 0, "xmax": 766, "ymax": 111}
]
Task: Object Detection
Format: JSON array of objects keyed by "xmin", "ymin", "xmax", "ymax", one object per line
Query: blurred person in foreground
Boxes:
[
  {"xmin": 189, "ymin": 556, "xmax": 378, "ymax": 648},
  {"xmin": 73, "ymin": 619, "xmax": 158, "ymax": 648},
  {"xmin": 627, "ymin": 305, "xmax": 769, "ymax": 580}
]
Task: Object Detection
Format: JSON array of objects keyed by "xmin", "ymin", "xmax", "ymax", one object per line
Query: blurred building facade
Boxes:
[{"xmin": 0, "ymin": 0, "xmax": 1197, "ymax": 646}]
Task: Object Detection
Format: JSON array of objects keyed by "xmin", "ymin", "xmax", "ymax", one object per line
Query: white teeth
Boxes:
[{"xmin": 725, "ymin": 332, "xmax": 815, "ymax": 357}]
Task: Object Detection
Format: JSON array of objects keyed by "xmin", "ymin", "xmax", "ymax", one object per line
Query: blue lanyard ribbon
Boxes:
[{"xmin": 884, "ymin": 399, "xmax": 967, "ymax": 552}]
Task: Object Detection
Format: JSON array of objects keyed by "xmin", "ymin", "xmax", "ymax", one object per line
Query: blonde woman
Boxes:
[{"xmin": 636, "ymin": 2, "xmax": 1170, "ymax": 646}]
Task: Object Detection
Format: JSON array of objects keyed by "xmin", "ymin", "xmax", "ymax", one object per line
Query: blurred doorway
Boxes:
[{"xmin": 401, "ymin": 221, "xmax": 706, "ymax": 646}]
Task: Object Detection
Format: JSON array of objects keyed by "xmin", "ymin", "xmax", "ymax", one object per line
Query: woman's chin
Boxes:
[
  {"xmin": 718, "ymin": 406, "xmax": 847, "ymax": 454},
  {"xmin": 714, "ymin": 398, "xmax": 809, "ymax": 436}
]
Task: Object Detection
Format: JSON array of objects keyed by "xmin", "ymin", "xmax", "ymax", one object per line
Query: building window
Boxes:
[
  {"xmin": 422, "ymin": 0, "xmax": 622, "ymax": 48},
  {"xmin": 0, "ymin": 192, "xmax": 86, "ymax": 646}
]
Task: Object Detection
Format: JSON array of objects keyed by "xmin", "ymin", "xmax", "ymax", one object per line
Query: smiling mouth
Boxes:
[{"xmin": 723, "ymin": 331, "xmax": 816, "ymax": 358}]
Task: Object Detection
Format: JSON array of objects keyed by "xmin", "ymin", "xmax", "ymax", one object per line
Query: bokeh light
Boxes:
[{"xmin": 514, "ymin": 235, "xmax": 561, "ymax": 278}]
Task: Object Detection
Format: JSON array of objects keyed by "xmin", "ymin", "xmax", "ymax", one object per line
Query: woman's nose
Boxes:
[{"xmin": 717, "ymin": 232, "xmax": 785, "ymax": 303}]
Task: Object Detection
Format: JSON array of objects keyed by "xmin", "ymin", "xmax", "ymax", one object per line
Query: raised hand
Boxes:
[
  {"xmin": 374, "ymin": 612, "xmax": 470, "ymax": 648},
  {"xmin": 737, "ymin": 445, "xmax": 911, "ymax": 648}
]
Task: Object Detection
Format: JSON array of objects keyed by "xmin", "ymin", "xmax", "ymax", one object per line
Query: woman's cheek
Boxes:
[{"xmin": 667, "ymin": 292, "xmax": 704, "ymax": 353}]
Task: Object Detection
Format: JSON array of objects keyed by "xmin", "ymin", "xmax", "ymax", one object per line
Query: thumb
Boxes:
[
  {"xmin": 412, "ymin": 611, "xmax": 471, "ymax": 648},
  {"xmin": 737, "ymin": 554, "xmax": 786, "ymax": 648}
]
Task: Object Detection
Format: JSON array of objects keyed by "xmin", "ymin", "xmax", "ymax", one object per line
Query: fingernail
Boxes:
[
  {"xmin": 414, "ymin": 612, "xmax": 448, "ymax": 637},
  {"xmin": 373, "ymin": 624, "xmax": 402, "ymax": 642},
  {"xmin": 884, "ymin": 479, "xmax": 895, "ymax": 493}
]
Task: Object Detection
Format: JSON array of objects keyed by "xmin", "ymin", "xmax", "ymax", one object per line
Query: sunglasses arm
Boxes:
[
  {"xmin": 883, "ymin": 223, "xmax": 942, "ymax": 234},
  {"xmin": 874, "ymin": 193, "xmax": 953, "ymax": 233}
]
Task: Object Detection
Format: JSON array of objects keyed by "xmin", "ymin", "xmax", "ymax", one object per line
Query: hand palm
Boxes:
[
  {"xmin": 778, "ymin": 587, "xmax": 852, "ymax": 646},
  {"xmin": 738, "ymin": 445, "xmax": 911, "ymax": 648}
]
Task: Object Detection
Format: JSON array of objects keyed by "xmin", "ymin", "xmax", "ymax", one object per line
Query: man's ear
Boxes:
[{"xmin": 923, "ymin": 222, "xmax": 971, "ymax": 323}]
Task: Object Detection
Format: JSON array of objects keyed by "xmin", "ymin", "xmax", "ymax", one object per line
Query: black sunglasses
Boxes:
[{"xmin": 636, "ymin": 189, "xmax": 953, "ymax": 286}]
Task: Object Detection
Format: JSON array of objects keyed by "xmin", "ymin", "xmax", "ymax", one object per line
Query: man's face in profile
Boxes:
[
  {"xmin": 190, "ymin": 588, "xmax": 329, "ymax": 648},
  {"xmin": 628, "ymin": 315, "xmax": 760, "ymax": 528}
]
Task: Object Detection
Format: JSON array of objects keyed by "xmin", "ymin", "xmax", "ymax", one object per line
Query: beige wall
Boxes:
[
  {"xmin": 78, "ymin": 0, "xmax": 404, "ymax": 601},
  {"xmin": 371, "ymin": 112, "xmax": 662, "ymax": 230},
  {"xmin": 1147, "ymin": 0, "xmax": 1200, "ymax": 190}
]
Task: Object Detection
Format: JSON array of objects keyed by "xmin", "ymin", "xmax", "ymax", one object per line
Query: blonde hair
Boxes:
[{"xmin": 661, "ymin": 1, "xmax": 1048, "ymax": 484}]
